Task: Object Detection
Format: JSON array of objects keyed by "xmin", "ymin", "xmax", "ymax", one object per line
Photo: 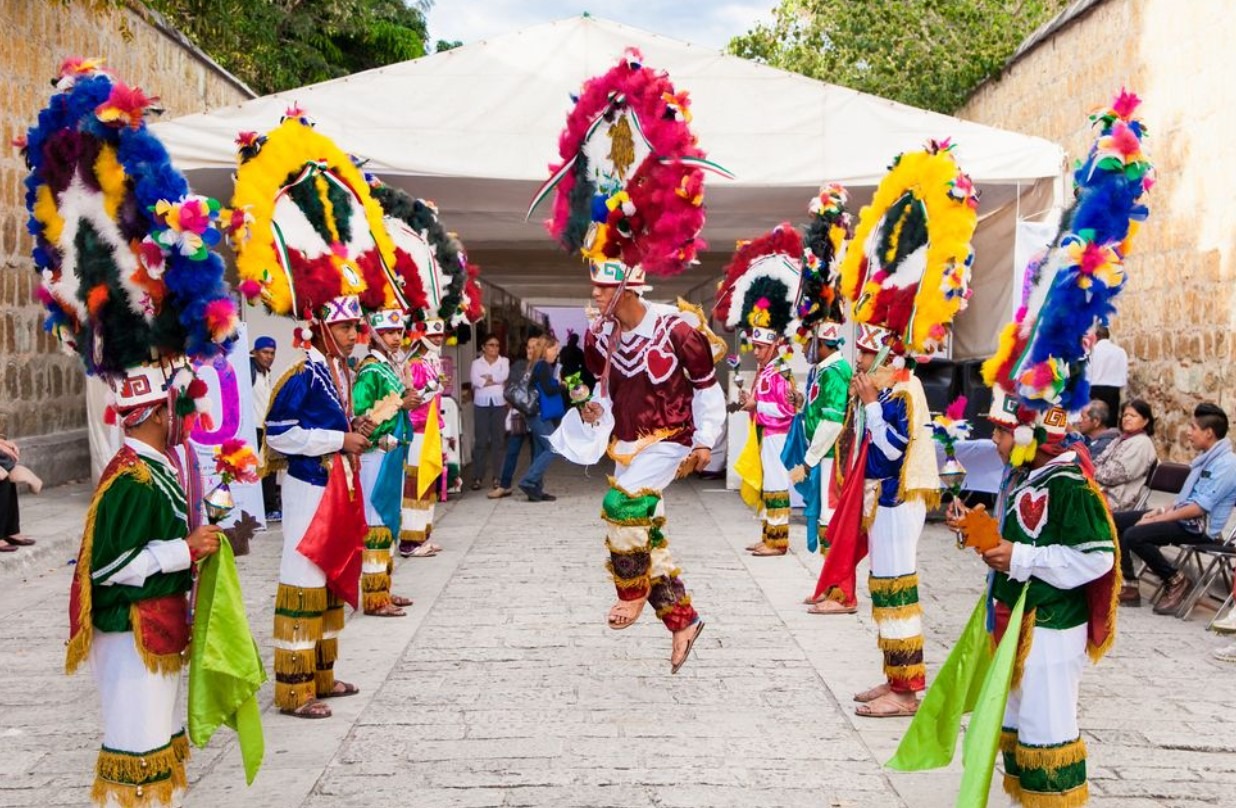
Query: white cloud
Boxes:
[{"xmin": 425, "ymin": 0, "xmax": 773, "ymax": 50}]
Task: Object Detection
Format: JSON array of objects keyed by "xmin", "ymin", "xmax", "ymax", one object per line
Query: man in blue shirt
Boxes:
[{"xmin": 1114, "ymin": 403, "xmax": 1236, "ymax": 612}]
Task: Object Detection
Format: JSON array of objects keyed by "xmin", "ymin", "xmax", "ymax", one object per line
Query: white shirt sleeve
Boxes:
[
  {"xmin": 804, "ymin": 421, "xmax": 843, "ymax": 468},
  {"xmin": 492, "ymin": 357, "xmax": 510, "ymax": 386},
  {"xmin": 99, "ymin": 539, "xmax": 193, "ymax": 588},
  {"xmin": 1008, "ymin": 542, "xmax": 1115, "ymax": 589},
  {"xmin": 265, "ymin": 426, "xmax": 346, "ymax": 457},
  {"xmin": 691, "ymin": 383, "xmax": 726, "ymax": 449}
]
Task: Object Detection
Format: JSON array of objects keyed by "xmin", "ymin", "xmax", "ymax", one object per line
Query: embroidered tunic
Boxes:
[
  {"xmin": 752, "ymin": 359, "xmax": 796, "ymax": 435},
  {"xmin": 265, "ymin": 349, "xmax": 350, "ymax": 487},
  {"xmin": 353, "ymin": 350, "xmax": 407, "ymax": 443},
  {"xmin": 802, "ymin": 353, "xmax": 852, "ymax": 462},
  {"xmin": 584, "ymin": 304, "xmax": 719, "ymax": 449}
]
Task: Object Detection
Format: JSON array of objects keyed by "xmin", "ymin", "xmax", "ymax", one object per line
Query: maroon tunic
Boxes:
[{"xmin": 585, "ymin": 305, "xmax": 717, "ymax": 448}]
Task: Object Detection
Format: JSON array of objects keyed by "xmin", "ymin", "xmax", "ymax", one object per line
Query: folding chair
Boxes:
[
  {"xmin": 1176, "ymin": 520, "xmax": 1236, "ymax": 620},
  {"xmin": 1127, "ymin": 461, "xmax": 1191, "ymax": 589},
  {"xmin": 1129, "ymin": 459, "xmax": 1160, "ymax": 511}
]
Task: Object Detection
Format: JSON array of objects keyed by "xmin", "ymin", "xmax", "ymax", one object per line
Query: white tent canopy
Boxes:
[{"xmin": 154, "ymin": 14, "xmax": 1064, "ymax": 359}]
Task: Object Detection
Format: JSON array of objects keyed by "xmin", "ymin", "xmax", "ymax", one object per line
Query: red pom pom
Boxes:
[{"xmin": 187, "ymin": 379, "xmax": 208, "ymax": 399}]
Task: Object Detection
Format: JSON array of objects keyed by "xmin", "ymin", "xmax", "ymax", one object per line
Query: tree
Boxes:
[
  {"xmin": 142, "ymin": 0, "xmax": 433, "ymax": 95},
  {"xmin": 728, "ymin": 0, "xmax": 1067, "ymax": 114}
]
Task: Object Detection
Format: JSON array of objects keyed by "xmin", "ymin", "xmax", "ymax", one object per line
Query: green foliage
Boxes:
[
  {"xmin": 142, "ymin": 0, "xmax": 431, "ymax": 95},
  {"xmin": 728, "ymin": 0, "xmax": 1068, "ymax": 113}
]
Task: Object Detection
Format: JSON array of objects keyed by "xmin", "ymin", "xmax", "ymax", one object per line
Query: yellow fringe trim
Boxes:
[
  {"xmin": 274, "ymin": 647, "xmax": 316, "ymax": 676},
  {"xmin": 762, "ymin": 523, "xmax": 790, "ymax": 538},
  {"xmin": 1015, "ymin": 738, "xmax": 1087, "ymax": 772},
  {"xmin": 762, "ymin": 507, "xmax": 791, "ymax": 521},
  {"xmin": 66, "ymin": 461, "xmax": 149, "ymax": 675},
  {"xmin": 1011, "ymin": 608, "xmax": 1036, "ymax": 690},
  {"xmin": 363, "ymin": 591, "xmax": 392, "ymax": 613},
  {"xmin": 400, "ymin": 528, "xmax": 430, "ymax": 542},
  {"xmin": 93, "ymin": 736, "xmax": 188, "ymax": 807},
  {"xmin": 884, "ymin": 662, "xmax": 927, "ymax": 681},
  {"xmin": 1016, "ymin": 784, "xmax": 1090, "ymax": 808},
  {"xmin": 606, "ymin": 566, "xmax": 651, "ymax": 594},
  {"xmin": 276, "ymin": 583, "xmax": 328, "ymax": 614},
  {"xmin": 129, "ymin": 605, "xmax": 186, "ymax": 676},
  {"xmin": 362, "ymin": 548, "xmax": 390, "ymax": 567},
  {"xmin": 273, "ymin": 614, "xmax": 323, "ymax": 645},
  {"xmin": 315, "ymin": 669, "xmax": 336, "ymax": 697},
  {"xmin": 361, "ymin": 572, "xmax": 391, "ymax": 594},
  {"xmin": 316, "ymin": 637, "xmax": 339, "ymax": 667},
  {"xmin": 605, "ymin": 476, "xmax": 664, "ymax": 501},
  {"xmin": 876, "ymin": 634, "xmax": 923, "ymax": 654},
  {"xmin": 1087, "ymin": 478, "xmax": 1122, "ymax": 664},
  {"xmin": 1003, "ymin": 773, "xmax": 1023, "ymax": 802},
  {"xmin": 868, "ymin": 573, "xmax": 920, "ymax": 596},
  {"xmin": 323, "ymin": 606, "xmax": 345, "ymax": 635},
  {"xmin": 275, "ymin": 680, "xmax": 316, "ymax": 711},
  {"xmin": 1000, "ymin": 728, "xmax": 1019, "ymax": 755},
  {"xmin": 606, "ymin": 428, "xmax": 682, "ymax": 465},
  {"xmin": 872, "ymin": 602, "xmax": 923, "ymax": 623}
]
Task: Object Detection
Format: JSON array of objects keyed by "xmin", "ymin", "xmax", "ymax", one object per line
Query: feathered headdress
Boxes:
[
  {"xmin": 527, "ymin": 48, "xmax": 731, "ymax": 282},
  {"xmin": 365, "ymin": 179, "xmax": 482, "ymax": 337},
  {"xmin": 229, "ymin": 109, "xmax": 405, "ymax": 329},
  {"xmin": 795, "ymin": 183, "xmax": 851, "ymax": 341},
  {"xmin": 983, "ymin": 90, "xmax": 1153, "ymax": 418},
  {"xmin": 713, "ymin": 223, "xmax": 803, "ymax": 347},
  {"xmin": 21, "ymin": 58, "xmax": 237, "ymax": 424},
  {"xmin": 840, "ymin": 139, "xmax": 978, "ymax": 357}
]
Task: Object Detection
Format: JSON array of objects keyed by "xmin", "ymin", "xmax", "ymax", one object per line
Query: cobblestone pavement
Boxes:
[{"xmin": 1, "ymin": 468, "xmax": 1234, "ymax": 807}]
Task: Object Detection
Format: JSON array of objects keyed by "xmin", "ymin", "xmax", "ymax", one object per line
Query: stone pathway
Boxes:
[{"xmin": 1, "ymin": 467, "xmax": 1233, "ymax": 807}]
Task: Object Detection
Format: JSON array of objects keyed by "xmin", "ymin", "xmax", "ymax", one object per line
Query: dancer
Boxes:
[
  {"xmin": 713, "ymin": 225, "xmax": 803, "ymax": 557},
  {"xmin": 533, "ymin": 51, "xmax": 727, "ymax": 672},
  {"xmin": 365, "ymin": 177, "xmax": 485, "ymax": 557},
  {"xmin": 26, "ymin": 60, "xmax": 240, "ymax": 805},
  {"xmin": 354, "ymin": 309, "xmax": 419, "ymax": 616},
  {"xmin": 787, "ymin": 184, "xmax": 853, "ymax": 553},
  {"xmin": 809, "ymin": 140, "xmax": 980, "ymax": 720},
  {"xmin": 890, "ymin": 90, "xmax": 1151, "ymax": 804},
  {"xmin": 232, "ymin": 108, "xmax": 406, "ymax": 718},
  {"xmin": 580, "ymin": 260, "xmax": 722, "ymax": 670}
]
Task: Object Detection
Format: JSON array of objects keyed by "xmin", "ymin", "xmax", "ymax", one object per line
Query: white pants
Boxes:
[
  {"xmin": 279, "ymin": 475, "xmax": 327, "ymax": 588},
  {"xmin": 818, "ymin": 457, "xmax": 836, "ymax": 526},
  {"xmin": 612, "ymin": 442, "xmax": 689, "ymax": 492},
  {"xmin": 90, "ymin": 630, "xmax": 182, "ymax": 756},
  {"xmin": 760, "ymin": 431, "xmax": 789, "ymax": 494},
  {"xmin": 869, "ymin": 500, "xmax": 926, "ymax": 578},
  {"xmin": 1004, "ymin": 624, "xmax": 1086, "ymax": 745}
]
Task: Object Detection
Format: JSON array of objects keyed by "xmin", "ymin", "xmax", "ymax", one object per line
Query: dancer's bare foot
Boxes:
[
  {"xmin": 607, "ymin": 598, "xmax": 647, "ymax": 630},
  {"xmin": 750, "ymin": 545, "xmax": 787, "ymax": 557},
  {"xmin": 282, "ymin": 699, "xmax": 331, "ymax": 719},
  {"xmin": 744, "ymin": 541, "xmax": 763, "ymax": 551},
  {"xmin": 367, "ymin": 602, "xmax": 406, "ymax": 617},
  {"xmin": 670, "ymin": 621, "xmax": 705, "ymax": 674},
  {"xmin": 855, "ymin": 691, "xmax": 919, "ymax": 717},
  {"xmin": 806, "ymin": 599, "xmax": 857, "ymax": 615},
  {"xmin": 320, "ymin": 680, "xmax": 359, "ymax": 698},
  {"xmin": 853, "ymin": 683, "xmax": 891, "ymax": 703},
  {"xmin": 390, "ymin": 594, "xmax": 413, "ymax": 607}
]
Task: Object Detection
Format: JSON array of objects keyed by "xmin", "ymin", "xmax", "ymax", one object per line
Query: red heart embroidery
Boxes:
[
  {"xmin": 645, "ymin": 347, "xmax": 677, "ymax": 384},
  {"xmin": 1017, "ymin": 490, "xmax": 1048, "ymax": 536}
]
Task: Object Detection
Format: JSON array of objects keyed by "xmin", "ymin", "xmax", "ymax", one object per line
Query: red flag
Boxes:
[
  {"xmin": 297, "ymin": 455, "xmax": 366, "ymax": 609},
  {"xmin": 812, "ymin": 438, "xmax": 870, "ymax": 605}
]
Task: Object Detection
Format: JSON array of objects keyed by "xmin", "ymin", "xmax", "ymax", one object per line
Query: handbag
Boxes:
[
  {"xmin": 537, "ymin": 380, "xmax": 566, "ymax": 421},
  {"xmin": 504, "ymin": 369, "xmax": 540, "ymax": 418},
  {"xmin": 507, "ymin": 410, "xmax": 528, "ymax": 436}
]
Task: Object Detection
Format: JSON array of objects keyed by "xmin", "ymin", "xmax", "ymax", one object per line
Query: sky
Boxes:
[{"xmin": 424, "ymin": 0, "xmax": 775, "ymax": 51}]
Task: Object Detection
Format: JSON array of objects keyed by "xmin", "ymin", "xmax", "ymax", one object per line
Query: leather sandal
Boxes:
[
  {"xmin": 853, "ymin": 683, "xmax": 891, "ymax": 703},
  {"xmin": 807, "ymin": 600, "xmax": 857, "ymax": 615},
  {"xmin": 750, "ymin": 545, "xmax": 787, "ymax": 557},
  {"xmin": 390, "ymin": 594, "xmax": 414, "ymax": 608},
  {"xmin": 366, "ymin": 603, "xmax": 406, "ymax": 617},
  {"xmin": 607, "ymin": 598, "xmax": 647, "ymax": 630},
  {"xmin": 670, "ymin": 621, "xmax": 706, "ymax": 674},
  {"xmin": 3, "ymin": 535, "xmax": 35, "ymax": 547},
  {"xmin": 855, "ymin": 692, "xmax": 919, "ymax": 718},
  {"xmin": 320, "ymin": 680, "xmax": 359, "ymax": 699},
  {"xmin": 282, "ymin": 699, "xmax": 331, "ymax": 719}
]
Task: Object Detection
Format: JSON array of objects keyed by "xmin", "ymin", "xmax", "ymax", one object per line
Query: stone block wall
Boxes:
[
  {"xmin": 0, "ymin": 0, "xmax": 251, "ymax": 481},
  {"xmin": 958, "ymin": 0, "xmax": 1236, "ymax": 459}
]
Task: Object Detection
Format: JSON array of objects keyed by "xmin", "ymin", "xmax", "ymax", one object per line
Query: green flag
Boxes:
[
  {"xmin": 189, "ymin": 537, "xmax": 267, "ymax": 785},
  {"xmin": 887, "ymin": 592, "xmax": 994, "ymax": 771},
  {"xmin": 956, "ymin": 588, "xmax": 1028, "ymax": 807}
]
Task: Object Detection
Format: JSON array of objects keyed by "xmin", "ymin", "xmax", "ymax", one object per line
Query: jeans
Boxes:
[
  {"xmin": 256, "ymin": 429, "xmax": 281, "ymax": 514},
  {"xmin": 470, "ymin": 404, "xmax": 507, "ymax": 486},
  {"xmin": 499, "ymin": 431, "xmax": 538, "ymax": 489},
  {"xmin": 517, "ymin": 415, "xmax": 559, "ymax": 496},
  {"xmin": 1114, "ymin": 509, "xmax": 1212, "ymax": 580}
]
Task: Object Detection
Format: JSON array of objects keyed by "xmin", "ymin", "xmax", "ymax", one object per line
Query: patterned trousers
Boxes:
[
  {"xmin": 868, "ymin": 499, "xmax": 927, "ymax": 693},
  {"xmin": 759, "ymin": 431, "xmax": 790, "ymax": 550}
]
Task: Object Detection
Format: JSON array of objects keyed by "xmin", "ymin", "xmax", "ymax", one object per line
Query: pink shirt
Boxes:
[{"xmin": 752, "ymin": 361, "xmax": 795, "ymax": 435}]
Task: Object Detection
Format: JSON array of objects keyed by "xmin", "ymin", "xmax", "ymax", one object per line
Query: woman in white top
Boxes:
[
  {"xmin": 1094, "ymin": 398, "xmax": 1158, "ymax": 512},
  {"xmin": 468, "ymin": 335, "xmax": 510, "ymax": 490}
]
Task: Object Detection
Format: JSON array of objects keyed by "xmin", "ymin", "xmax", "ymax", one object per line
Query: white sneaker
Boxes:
[
  {"xmin": 1213, "ymin": 642, "xmax": 1236, "ymax": 662},
  {"xmin": 1212, "ymin": 609, "xmax": 1236, "ymax": 634}
]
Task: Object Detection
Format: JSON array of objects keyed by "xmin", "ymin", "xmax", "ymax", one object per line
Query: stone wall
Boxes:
[
  {"xmin": 958, "ymin": 0, "xmax": 1236, "ymax": 459},
  {"xmin": 0, "ymin": 0, "xmax": 251, "ymax": 482}
]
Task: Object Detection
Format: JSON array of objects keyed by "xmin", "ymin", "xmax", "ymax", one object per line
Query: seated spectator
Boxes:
[
  {"xmin": 1113, "ymin": 403, "xmax": 1236, "ymax": 612},
  {"xmin": 1076, "ymin": 399, "xmax": 1119, "ymax": 458},
  {"xmin": 1094, "ymin": 399, "xmax": 1158, "ymax": 512},
  {"xmin": 0, "ymin": 436, "xmax": 41, "ymax": 552}
]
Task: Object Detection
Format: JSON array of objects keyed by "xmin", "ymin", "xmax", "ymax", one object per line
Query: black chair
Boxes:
[
  {"xmin": 1122, "ymin": 461, "xmax": 1190, "ymax": 598},
  {"xmin": 1175, "ymin": 520, "xmax": 1236, "ymax": 620}
]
